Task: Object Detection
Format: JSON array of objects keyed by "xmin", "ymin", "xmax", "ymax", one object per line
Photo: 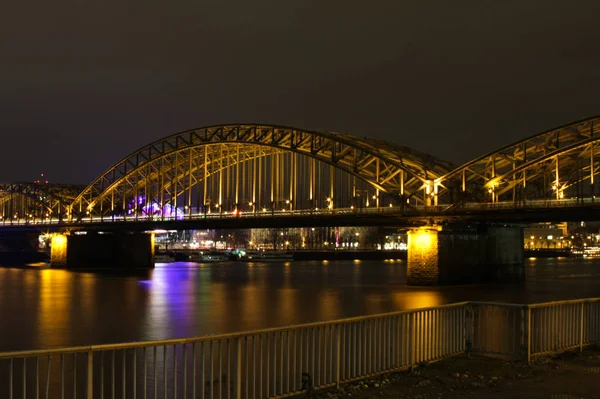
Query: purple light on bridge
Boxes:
[{"xmin": 127, "ymin": 196, "xmax": 185, "ymax": 219}]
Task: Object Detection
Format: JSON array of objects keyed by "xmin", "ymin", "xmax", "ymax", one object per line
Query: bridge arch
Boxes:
[
  {"xmin": 0, "ymin": 183, "xmax": 83, "ymax": 223},
  {"xmin": 437, "ymin": 115, "xmax": 600, "ymax": 203},
  {"xmin": 69, "ymin": 124, "xmax": 454, "ymax": 220}
]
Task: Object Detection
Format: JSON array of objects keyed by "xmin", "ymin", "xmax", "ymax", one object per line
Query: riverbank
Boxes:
[
  {"xmin": 319, "ymin": 347, "xmax": 600, "ymax": 399},
  {"xmin": 164, "ymin": 249, "xmax": 408, "ymax": 262},
  {"xmin": 524, "ymin": 249, "xmax": 571, "ymax": 258},
  {"xmin": 293, "ymin": 250, "xmax": 406, "ymax": 261}
]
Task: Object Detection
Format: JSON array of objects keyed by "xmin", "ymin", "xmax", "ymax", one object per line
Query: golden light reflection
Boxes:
[
  {"xmin": 364, "ymin": 293, "xmax": 386, "ymax": 314},
  {"xmin": 392, "ymin": 290, "xmax": 442, "ymax": 310},
  {"xmin": 318, "ymin": 291, "xmax": 341, "ymax": 320},
  {"xmin": 277, "ymin": 287, "xmax": 298, "ymax": 324},
  {"xmin": 240, "ymin": 285, "xmax": 266, "ymax": 328},
  {"xmin": 37, "ymin": 269, "xmax": 70, "ymax": 348}
]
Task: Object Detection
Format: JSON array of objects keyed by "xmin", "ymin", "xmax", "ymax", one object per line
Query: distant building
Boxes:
[{"xmin": 524, "ymin": 222, "xmax": 571, "ymax": 250}]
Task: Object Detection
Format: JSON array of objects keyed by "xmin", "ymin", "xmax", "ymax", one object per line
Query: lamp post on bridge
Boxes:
[{"xmin": 354, "ymin": 189, "xmax": 369, "ymax": 212}]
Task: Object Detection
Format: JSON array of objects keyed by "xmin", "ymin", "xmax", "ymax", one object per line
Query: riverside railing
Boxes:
[{"xmin": 0, "ymin": 299, "xmax": 599, "ymax": 399}]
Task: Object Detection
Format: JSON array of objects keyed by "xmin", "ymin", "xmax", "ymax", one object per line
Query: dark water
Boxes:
[{"xmin": 1, "ymin": 257, "xmax": 600, "ymax": 351}]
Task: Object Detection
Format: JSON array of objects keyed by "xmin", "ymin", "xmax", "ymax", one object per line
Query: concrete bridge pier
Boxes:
[
  {"xmin": 406, "ymin": 225, "xmax": 524, "ymax": 285},
  {"xmin": 50, "ymin": 232, "xmax": 155, "ymax": 269}
]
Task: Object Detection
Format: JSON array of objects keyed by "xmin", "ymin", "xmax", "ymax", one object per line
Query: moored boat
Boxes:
[
  {"xmin": 239, "ymin": 250, "xmax": 294, "ymax": 262},
  {"xmin": 200, "ymin": 252, "xmax": 230, "ymax": 262}
]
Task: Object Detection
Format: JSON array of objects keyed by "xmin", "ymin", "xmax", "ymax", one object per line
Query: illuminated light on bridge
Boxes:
[
  {"xmin": 1, "ymin": 116, "xmax": 600, "ymax": 228},
  {"xmin": 59, "ymin": 124, "xmax": 453, "ymax": 223}
]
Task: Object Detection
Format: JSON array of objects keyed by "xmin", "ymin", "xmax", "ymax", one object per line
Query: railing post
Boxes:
[
  {"xmin": 465, "ymin": 304, "xmax": 473, "ymax": 357},
  {"xmin": 409, "ymin": 312, "xmax": 415, "ymax": 368},
  {"xmin": 526, "ymin": 306, "xmax": 532, "ymax": 362},
  {"xmin": 87, "ymin": 350, "xmax": 94, "ymax": 399},
  {"xmin": 519, "ymin": 306, "xmax": 525, "ymax": 358},
  {"xmin": 335, "ymin": 324, "xmax": 341, "ymax": 388},
  {"xmin": 580, "ymin": 301, "xmax": 585, "ymax": 352},
  {"xmin": 236, "ymin": 337, "xmax": 243, "ymax": 399}
]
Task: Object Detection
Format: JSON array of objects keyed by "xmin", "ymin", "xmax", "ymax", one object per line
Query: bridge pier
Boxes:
[
  {"xmin": 406, "ymin": 225, "xmax": 524, "ymax": 285},
  {"xmin": 50, "ymin": 232, "xmax": 155, "ymax": 269}
]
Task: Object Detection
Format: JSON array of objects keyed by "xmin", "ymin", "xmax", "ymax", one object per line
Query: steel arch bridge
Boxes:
[
  {"xmin": 436, "ymin": 115, "xmax": 600, "ymax": 205},
  {"xmin": 0, "ymin": 182, "xmax": 84, "ymax": 223},
  {"xmin": 2, "ymin": 116, "xmax": 600, "ymax": 228},
  {"xmin": 66, "ymin": 124, "xmax": 454, "ymax": 222}
]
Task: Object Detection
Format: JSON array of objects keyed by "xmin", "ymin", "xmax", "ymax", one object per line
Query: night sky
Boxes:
[{"xmin": 2, "ymin": 1, "xmax": 600, "ymax": 184}]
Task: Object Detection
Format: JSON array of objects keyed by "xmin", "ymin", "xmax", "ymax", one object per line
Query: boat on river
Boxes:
[
  {"xmin": 200, "ymin": 252, "xmax": 230, "ymax": 262},
  {"xmin": 239, "ymin": 250, "xmax": 294, "ymax": 262},
  {"xmin": 189, "ymin": 251, "xmax": 230, "ymax": 263}
]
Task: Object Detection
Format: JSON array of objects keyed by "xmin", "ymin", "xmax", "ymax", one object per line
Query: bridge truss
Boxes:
[
  {"xmin": 68, "ymin": 124, "xmax": 453, "ymax": 221},
  {"xmin": 438, "ymin": 115, "xmax": 600, "ymax": 205},
  {"xmin": 0, "ymin": 183, "xmax": 84, "ymax": 223}
]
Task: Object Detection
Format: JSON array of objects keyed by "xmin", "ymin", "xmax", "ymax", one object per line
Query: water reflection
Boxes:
[
  {"xmin": 37, "ymin": 269, "xmax": 71, "ymax": 348},
  {"xmin": 392, "ymin": 290, "xmax": 443, "ymax": 310},
  {"xmin": 1, "ymin": 257, "xmax": 600, "ymax": 351}
]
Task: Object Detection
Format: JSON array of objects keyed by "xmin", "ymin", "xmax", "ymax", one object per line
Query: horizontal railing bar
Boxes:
[
  {"xmin": 469, "ymin": 301, "xmax": 526, "ymax": 308},
  {"xmin": 0, "ymin": 346, "xmax": 95, "ymax": 359},
  {"xmin": 527, "ymin": 298, "xmax": 600, "ymax": 308}
]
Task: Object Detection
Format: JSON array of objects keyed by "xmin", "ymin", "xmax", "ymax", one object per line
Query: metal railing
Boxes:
[
  {"xmin": 0, "ymin": 299, "xmax": 599, "ymax": 398},
  {"xmin": 527, "ymin": 298, "xmax": 600, "ymax": 359},
  {"xmin": 4, "ymin": 196, "xmax": 600, "ymax": 228},
  {"xmin": 469, "ymin": 302, "xmax": 526, "ymax": 357},
  {"xmin": 0, "ymin": 302, "xmax": 468, "ymax": 399}
]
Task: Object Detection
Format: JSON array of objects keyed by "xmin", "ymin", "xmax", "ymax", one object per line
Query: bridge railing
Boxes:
[
  {"xmin": 1, "ymin": 298, "xmax": 600, "ymax": 398},
  {"xmin": 3, "ymin": 196, "xmax": 600, "ymax": 226}
]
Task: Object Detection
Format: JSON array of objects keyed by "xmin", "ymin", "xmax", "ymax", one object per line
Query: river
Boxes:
[{"xmin": 1, "ymin": 257, "xmax": 600, "ymax": 351}]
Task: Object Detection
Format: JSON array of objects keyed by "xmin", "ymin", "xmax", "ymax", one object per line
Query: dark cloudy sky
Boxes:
[{"xmin": 1, "ymin": 1, "xmax": 599, "ymax": 184}]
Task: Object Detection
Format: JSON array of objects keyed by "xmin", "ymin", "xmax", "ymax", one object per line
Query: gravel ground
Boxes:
[{"xmin": 309, "ymin": 347, "xmax": 600, "ymax": 399}]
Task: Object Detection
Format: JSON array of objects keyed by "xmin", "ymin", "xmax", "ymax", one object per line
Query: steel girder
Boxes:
[
  {"xmin": 0, "ymin": 182, "xmax": 85, "ymax": 219},
  {"xmin": 438, "ymin": 115, "xmax": 600, "ymax": 203},
  {"xmin": 69, "ymin": 124, "xmax": 455, "ymax": 217}
]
